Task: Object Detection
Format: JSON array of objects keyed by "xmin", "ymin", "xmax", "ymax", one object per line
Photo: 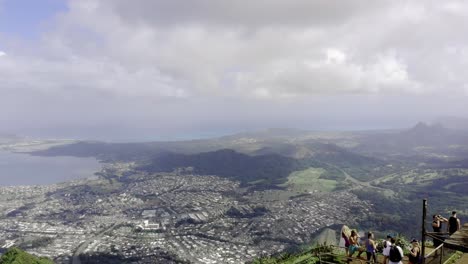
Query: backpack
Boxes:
[{"xmin": 389, "ymin": 245, "xmax": 402, "ymax": 262}]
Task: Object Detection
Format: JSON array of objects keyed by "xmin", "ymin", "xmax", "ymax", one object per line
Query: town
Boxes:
[{"xmin": 0, "ymin": 163, "xmax": 370, "ymax": 263}]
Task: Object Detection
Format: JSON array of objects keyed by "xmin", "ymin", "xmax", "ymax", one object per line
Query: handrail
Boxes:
[
  {"xmin": 424, "ymin": 243, "xmax": 444, "ymax": 258},
  {"xmin": 425, "ymin": 233, "xmax": 447, "ymax": 242},
  {"xmin": 426, "ymin": 232, "xmax": 450, "ymax": 235}
]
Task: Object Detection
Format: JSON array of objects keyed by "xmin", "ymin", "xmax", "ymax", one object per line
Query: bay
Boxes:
[{"xmin": 0, "ymin": 151, "xmax": 101, "ymax": 186}]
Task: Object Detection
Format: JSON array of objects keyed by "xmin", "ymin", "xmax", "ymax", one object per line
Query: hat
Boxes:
[
  {"xmin": 387, "ymin": 234, "xmax": 393, "ymax": 238},
  {"xmin": 411, "ymin": 239, "xmax": 418, "ymax": 243}
]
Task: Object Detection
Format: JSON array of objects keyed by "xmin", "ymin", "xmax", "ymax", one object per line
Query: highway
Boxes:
[{"xmin": 72, "ymin": 222, "xmax": 121, "ymax": 264}]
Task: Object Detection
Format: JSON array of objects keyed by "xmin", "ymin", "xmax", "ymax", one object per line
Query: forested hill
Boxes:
[
  {"xmin": 138, "ymin": 149, "xmax": 306, "ymax": 185},
  {"xmin": 32, "ymin": 140, "xmax": 388, "ymax": 184},
  {"xmin": 30, "ymin": 141, "xmax": 168, "ymax": 161},
  {"xmin": 0, "ymin": 247, "xmax": 53, "ymax": 264},
  {"xmin": 31, "ymin": 122, "xmax": 468, "ymax": 164}
]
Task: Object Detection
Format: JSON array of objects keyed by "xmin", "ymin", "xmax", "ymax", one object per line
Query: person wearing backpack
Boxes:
[
  {"xmin": 382, "ymin": 234, "xmax": 393, "ymax": 264},
  {"xmin": 388, "ymin": 238, "xmax": 404, "ymax": 264}
]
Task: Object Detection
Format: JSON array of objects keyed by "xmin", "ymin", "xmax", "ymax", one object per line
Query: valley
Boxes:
[{"xmin": 1, "ymin": 122, "xmax": 468, "ymax": 263}]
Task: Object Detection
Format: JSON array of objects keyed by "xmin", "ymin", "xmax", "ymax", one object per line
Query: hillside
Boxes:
[
  {"xmin": 138, "ymin": 149, "xmax": 308, "ymax": 185},
  {"xmin": 0, "ymin": 247, "xmax": 53, "ymax": 264}
]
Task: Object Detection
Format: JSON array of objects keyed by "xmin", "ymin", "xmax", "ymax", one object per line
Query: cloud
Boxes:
[
  {"xmin": 0, "ymin": 54, "xmax": 188, "ymax": 98},
  {"xmin": 3, "ymin": 0, "xmax": 463, "ymax": 99},
  {"xmin": 1, "ymin": 0, "xmax": 468, "ymax": 138},
  {"xmin": 32, "ymin": 0, "xmax": 466, "ymax": 99},
  {"xmin": 0, "ymin": 51, "xmax": 5, "ymax": 57},
  {"xmin": 99, "ymin": 0, "xmax": 384, "ymax": 28},
  {"xmin": 326, "ymin": 49, "xmax": 347, "ymax": 64}
]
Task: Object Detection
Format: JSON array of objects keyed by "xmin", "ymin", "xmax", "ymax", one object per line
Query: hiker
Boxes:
[
  {"xmin": 387, "ymin": 237, "xmax": 403, "ymax": 264},
  {"xmin": 382, "ymin": 234, "xmax": 392, "ymax": 263},
  {"xmin": 408, "ymin": 239, "xmax": 420, "ymax": 264},
  {"xmin": 432, "ymin": 214, "xmax": 448, "ymax": 247},
  {"xmin": 341, "ymin": 229, "xmax": 350, "ymax": 256},
  {"xmin": 348, "ymin": 230, "xmax": 363, "ymax": 259},
  {"xmin": 365, "ymin": 232, "xmax": 377, "ymax": 263},
  {"xmin": 447, "ymin": 211, "xmax": 461, "ymax": 235}
]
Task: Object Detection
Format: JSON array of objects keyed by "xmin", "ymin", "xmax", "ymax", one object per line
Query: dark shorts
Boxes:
[{"xmin": 366, "ymin": 251, "xmax": 376, "ymax": 262}]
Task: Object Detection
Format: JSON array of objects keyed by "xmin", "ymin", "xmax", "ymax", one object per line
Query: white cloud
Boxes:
[
  {"xmin": 3, "ymin": 0, "xmax": 461, "ymax": 100},
  {"xmin": 326, "ymin": 49, "xmax": 347, "ymax": 64},
  {"xmin": 0, "ymin": 51, "xmax": 5, "ymax": 57},
  {"xmin": 1, "ymin": 0, "xmax": 468, "ymax": 138}
]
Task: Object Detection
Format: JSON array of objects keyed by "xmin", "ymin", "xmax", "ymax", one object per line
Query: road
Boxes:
[
  {"xmin": 323, "ymin": 162, "xmax": 391, "ymax": 192},
  {"xmin": 72, "ymin": 222, "xmax": 121, "ymax": 264}
]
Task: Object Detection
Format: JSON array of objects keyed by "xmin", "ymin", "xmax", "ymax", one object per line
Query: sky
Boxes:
[{"xmin": 1, "ymin": 0, "xmax": 468, "ymax": 141}]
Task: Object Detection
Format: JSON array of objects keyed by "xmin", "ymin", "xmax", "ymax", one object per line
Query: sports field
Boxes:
[{"xmin": 281, "ymin": 167, "xmax": 337, "ymax": 193}]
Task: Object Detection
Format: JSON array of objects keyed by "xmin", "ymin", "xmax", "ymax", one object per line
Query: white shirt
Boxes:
[
  {"xmin": 388, "ymin": 245, "xmax": 404, "ymax": 264},
  {"xmin": 383, "ymin": 240, "xmax": 392, "ymax": 256}
]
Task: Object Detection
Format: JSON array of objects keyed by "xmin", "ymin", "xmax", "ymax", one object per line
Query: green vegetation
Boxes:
[
  {"xmin": 444, "ymin": 251, "xmax": 463, "ymax": 264},
  {"xmin": 352, "ymin": 187, "xmax": 420, "ymax": 237},
  {"xmin": 0, "ymin": 247, "xmax": 53, "ymax": 264},
  {"xmin": 137, "ymin": 148, "xmax": 355, "ymax": 189},
  {"xmin": 372, "ymin": 168, "xmax": 468, "ymax": 187},
  {"xmin": 139, "ymin": 149, "xmax": 303, "ymax": 185},
  {"xmin": 280, "ymin": 168, "xmax": 337, "ymax": 193},
  {"xmin": 343, "ymin": 167, "xmax": 468, "ymax": 238},
  {"xmin": 252, "ymin": 244, "xmax": 342, "ymax": 264}
]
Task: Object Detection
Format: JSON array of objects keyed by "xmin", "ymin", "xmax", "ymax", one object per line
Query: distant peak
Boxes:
[
  {"xmin": 413, "ymin": 122, "xmax": 429, "ymax": 129},
  {"xmin": 405, "ymin": 122, "xmax": 448, "ymax": 136},
  {"xmin": 411, "ymin": 122, "xmax": 445, "ymax": 130}
]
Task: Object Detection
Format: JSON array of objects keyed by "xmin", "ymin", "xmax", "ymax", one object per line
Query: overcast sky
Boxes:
[{"xmin": 1, "ymin": 0, "xmax": 468, "ymax": 141}]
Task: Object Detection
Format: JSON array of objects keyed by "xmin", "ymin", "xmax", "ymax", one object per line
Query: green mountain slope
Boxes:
[
  {"xmin": 138, "ymin": 149, "xmax": 305, "ymax": 185},
  {"xmin": 0, "ymin": 247, "xmax": 53, "ymax": 264}
]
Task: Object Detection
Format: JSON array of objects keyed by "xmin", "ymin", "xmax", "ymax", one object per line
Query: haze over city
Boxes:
[{"xmin": 1, "ymin": 0, "xmax": 468, "ymax": 141}]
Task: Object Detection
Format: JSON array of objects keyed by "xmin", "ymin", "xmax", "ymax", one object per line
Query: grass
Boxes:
[
  {"xmin": 0, "ymin": 247, "xmax": 53, "ymax": 264},
  {"xmin": 248, "ymin": 179, "xmax": 268, "ymax": 185},
  {"xmin": 372, "ymin": 169, "xmax": 468, "ymax": 194},
  {"xmin": 253, "ymin": 190, "xmax": 300, "ymax": 201},
  {"xmin": 280, "ymin": 168, "xmax": 337, "ymax": 193},
  {"xmin": 252, "ymin": 244, "xmax": 345, "ymax": 264},
  {"xmin": 373, "ymin": 170, "xmax": 440, "ymax": 185}
]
